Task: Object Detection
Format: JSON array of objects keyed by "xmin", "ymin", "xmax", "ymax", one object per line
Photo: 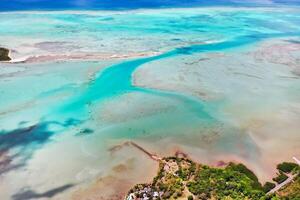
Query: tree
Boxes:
[
  {"xmin": 273, "ymin": 173, "xmax": 288, "ymax": 184},
  {"xmin": 277, "ymin": 162, "xmax": 299, "ymax": 173},
  {"xmin": 263, "ymin": 182, "xmax": 276, "ymax": 193}
]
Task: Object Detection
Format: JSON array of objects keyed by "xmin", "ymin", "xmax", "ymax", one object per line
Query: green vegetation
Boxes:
[
  {"xmin": 0, "ymin": 47, "xmax": 11, "ymax": 61},
  {"xmin": 273, "ymin": 173, "xmax": 288, "ymax": 184},
  {"xmin": 127, "ymin": 157, "xmax": 299, "ymax": 200},
  {"xmin": 226, "ymin": 162, "xmax": 262, "ymax": 190},
  {"xmin": 187, "ymin": 164, "xmax": 265, "ymax": 199},
  {"xmin": 277, "ymin": 162, "xmax": 299, "ymax": 174},
  {"xmin": 263, "ymin": 182, "xmax": 276, "ymax": 193},
  {"xmin": 277, "ymin": 176, "xmax": 300, "ymax": 199}
]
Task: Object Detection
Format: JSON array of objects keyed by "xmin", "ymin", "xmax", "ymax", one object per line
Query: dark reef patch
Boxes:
[
  {"xmin": 0, "ymin": 118, "xmax": 81, "ymax": 175},
  {"xmin": 12, "ymin": 184, "xmax": 75, "ymax": 200},
  {"xmin": 286, "ymin": 39, "xmax": 300, "ymax": 44},
  {"xmin": 0, "ymin": 47, "xmax": 11, "ymax": 61},
  {"xmin": 75, "ymin": 128, "xmax": 94, "ymax": 136}
]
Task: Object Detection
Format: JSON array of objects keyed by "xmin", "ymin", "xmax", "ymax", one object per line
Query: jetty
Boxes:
[{"xmin": 109, "ymin": 141, "xmax": 162, "ymax": 162}]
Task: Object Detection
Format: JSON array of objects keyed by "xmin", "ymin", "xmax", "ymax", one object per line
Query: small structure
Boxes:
[
  {"xmin": 127, "ymin": 193, "xmax": 135, "ymax": 200},
  {"xmin": 293, "ymin": 157, "xmax": 300, "ymax": 165}
]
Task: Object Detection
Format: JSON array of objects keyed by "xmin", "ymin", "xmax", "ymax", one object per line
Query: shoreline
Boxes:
[
  {"xmin": 109, "ymin": 140, "xmax": 297, "ymax": 183},
  {"xmin": 2, "ymin": 52, "xmax": 161, "ymax": 64},
  {"xmin": 120, "ymin": 142, "xmax": 300, "ymax": 200}
]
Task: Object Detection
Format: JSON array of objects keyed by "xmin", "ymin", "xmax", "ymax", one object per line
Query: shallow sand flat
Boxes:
[
  {"xmin": 133, "ymin": 38, "xmax": 300, "ymax": 180},
  {"xmin": 0, "ymin": 10, "xmax": 213, "ymax": 62},
  {"xmin": 133, "ymin": 39, "xmax": 300, "ymax": 118},
  {"xmin": 0, "ymin": 61, "xmax": 112, "ymax": 200},
  {"xmin": 87, "ymin": 91, "xmax": 264, "ymax": 176},
  {"xmin": 1, "ymin": 6, "xmax": 300, "ymax": 200},
  {"xmin": 70, "ymin": 145, "xmax": 158, "ymax": 200},
  {"xmin": 2, "ymin": 6, "xmax": 300, "ymax": 62},
  {"xmin": 0, "ymin": 128, "xmax": 158, "ymax": 200},
  {"xmin": 134, "ymin": 38, "xmax": 300, "ymax": 101},
  {"xmin": 0, "ymin": 59, "xmax": 173, "ymax": 200},
  {"xmin": 0, "ymin": 79, "xmax": 260, "ymax": 200},
  {"xmin": 0, "ymin": 61, "xmax": 117, "ymax": 129}
]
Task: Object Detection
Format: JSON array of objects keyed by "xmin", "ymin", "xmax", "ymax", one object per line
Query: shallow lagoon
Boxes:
[{"xmin": 0, "ymin": 7, "xmax": 300, "ymax": 200}]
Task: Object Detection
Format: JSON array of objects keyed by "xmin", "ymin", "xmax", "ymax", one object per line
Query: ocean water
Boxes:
[
  {"xmin": 0, "ymin": 0, "xmax": 299, "ymax": 11},
  {"xmin": 0, "ymin": 6, "xmax": 300, "ymax": 200}
]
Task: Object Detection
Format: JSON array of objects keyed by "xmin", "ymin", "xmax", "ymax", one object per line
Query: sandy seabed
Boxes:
[{"xmin": 1, "ymin": 7, "xmax": 300, "ymax": 200}]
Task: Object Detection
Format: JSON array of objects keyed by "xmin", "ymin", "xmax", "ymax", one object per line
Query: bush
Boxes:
[
  {"xmin": 226, "ymin": 163, "xmax": 262, "ymax": 190},
  {"xmin": 277, "ymin": 162, "xmax": 299, "ymax": 173},
  {"xmin": 187, "ymin": 165, "xmax": 266, "ymax": 199},
  {"xmin": 190, "ymin": 163, "xmax": 196, "ymax": 174},
  {"xmin": 273, "ymin": 173, "xmax": 288, "ymax": 184},
  {"xmin": 188, "ymin": 195, "xmax": 194, "ymax": 200},
  {"xmin": 263, "ymin": 182, "xmax": 276, "ymax": 193}
]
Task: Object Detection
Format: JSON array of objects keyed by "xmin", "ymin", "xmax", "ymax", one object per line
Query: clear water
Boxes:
[
  {"xmin": 0, "ymin": 0, "xmax": 299, "ymax": 11},
  {"xmin": 0, "ymin": 6, "xmax": 300, "ymax": 200}
]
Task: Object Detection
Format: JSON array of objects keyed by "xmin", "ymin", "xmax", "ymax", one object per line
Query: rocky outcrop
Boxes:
[{"xmin": 0, "ymin": 47, "xmax": 11, "ymax": 61}]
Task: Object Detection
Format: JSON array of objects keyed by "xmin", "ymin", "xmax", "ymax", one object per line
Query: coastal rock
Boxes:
[{"xmin": 0, "ymin": 47, "xmax": 11, "ymax": 61}]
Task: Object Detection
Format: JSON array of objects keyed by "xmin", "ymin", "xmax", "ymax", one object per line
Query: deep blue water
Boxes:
[{"xmin": 0, "ymin": 0, "xmax": 299, "ymax": 11}]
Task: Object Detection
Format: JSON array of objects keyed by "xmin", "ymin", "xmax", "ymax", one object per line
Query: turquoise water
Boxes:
[
  {"xmin": 58, "ymin": 31, "xmax": 300, "ymax": 120},
  {"xmin": 1, "ymin": 8, "xmax": 300, "ymax": 59},
  {"xmin": 1, "ymin": 0, "xmax": 299, "ymax": 11},
  {"xmin": 0, "ymin": 7, "xmax": 300, "ymax": 199}
]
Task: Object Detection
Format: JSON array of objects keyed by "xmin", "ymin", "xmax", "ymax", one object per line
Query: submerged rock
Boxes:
[{"xmin": 0, "ymin": 47, "xmax": 11, "ymax": 61}]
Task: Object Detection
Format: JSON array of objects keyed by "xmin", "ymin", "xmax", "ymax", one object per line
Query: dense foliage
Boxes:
[
  {"xmin": 273, "ymin": 173, "xmax": 288, "ymax": 184},
  {"xmin": 263, "ymin": 182, "xmax": 276, "ymax": 193},
  {"xmin": 277, "ymin": 162, "xmax": 299, "ymax": 174},
  {"xmin": 187, "ymin": 165, "xmax": 265, "ymax": 199},
  {"xmin": 127, "ymin": 157, "xmax": 299, "ymax": 200},
  {"xmin": 226, "ymin": 162, "xmax": 262, "ymax": 190}
]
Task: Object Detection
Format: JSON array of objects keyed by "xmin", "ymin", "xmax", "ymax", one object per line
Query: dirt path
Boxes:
[{"xmin": 267, "ymin": 173, "xmax": 299, "ymax": 195}]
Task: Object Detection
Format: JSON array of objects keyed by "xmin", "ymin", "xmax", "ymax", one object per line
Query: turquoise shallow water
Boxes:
[
  {"xmin": 1, "ymin": 7, "xmax": 300, "ymax": 60},
  {"xmin": 57, "ymin": 31, "xmax": 300, "ymax": 121},
  {"xmin": 1, "ymin": 0, "xmax": 299, "ymax": 11},
  {"xmin": 0, "ymin": 7, "xmax": 300, "ymax": 199}
]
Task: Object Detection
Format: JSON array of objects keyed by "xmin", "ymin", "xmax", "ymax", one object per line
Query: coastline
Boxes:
[
  {"xmin": 4, "ymin": 51, "xmax": 160, "ymax": 64},
  {"xmin": 121, "ymin": 144, "xmax": 300, "ymax": 200},
  {"xmin": 0, "ymin": 6, "xmax": 299, "ymax": 200}
]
